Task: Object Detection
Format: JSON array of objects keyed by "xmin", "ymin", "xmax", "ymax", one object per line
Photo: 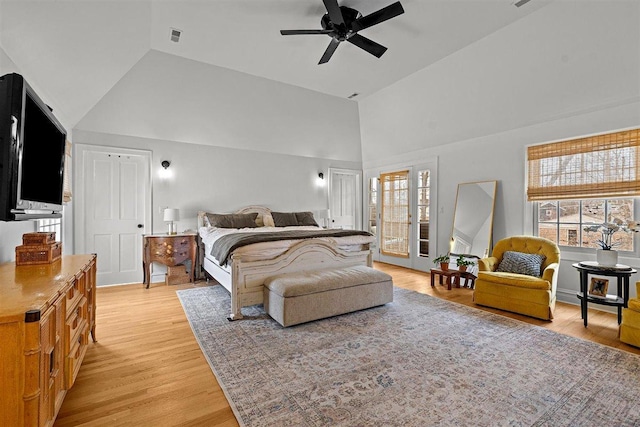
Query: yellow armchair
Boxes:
[
  {"xmin": 473, "ymin": 235, "xmax": 560, "ymax": 320},
  {"xmin": 620, "ymin": 282, "xmax": 640, "ymax": 348}
]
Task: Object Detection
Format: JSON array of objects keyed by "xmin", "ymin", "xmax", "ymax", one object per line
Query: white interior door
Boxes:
[
  {"xmin": 75, "ymin": 145, "xmax": 151, "ymax": 286},
  {"xmin": 328, "ymin": 168, "xmax": 361, "ymax": 230}
]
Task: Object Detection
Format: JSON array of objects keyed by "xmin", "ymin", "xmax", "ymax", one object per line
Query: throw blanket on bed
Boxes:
[{"xmin": 211, "ymin": 229, "xmax": 373, "ymax": 265}]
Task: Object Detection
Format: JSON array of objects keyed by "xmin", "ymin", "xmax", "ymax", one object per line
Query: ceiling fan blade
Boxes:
[
  {"xmin": 319, "ymin": 38, "xmax": 340, "ymax": 64},
  {"xmin": 322, "ymin": 0, "xmax": 344, "ymax": 26},
  {"xmin": 280, "ymin": 29, "xmax": 333, "ymax": 35},
  {"xmin": 347, "ymin": 34, "xmax": 387, "ymax": 58},
  {"xmin": 351, "ymin": 1, "xmax": 404, "ymax": 32}
]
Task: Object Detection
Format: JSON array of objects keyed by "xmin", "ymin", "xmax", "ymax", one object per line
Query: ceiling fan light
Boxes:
[{"xmin": 281, "ymin": 0, "xmax": 404, "ymax": 64}]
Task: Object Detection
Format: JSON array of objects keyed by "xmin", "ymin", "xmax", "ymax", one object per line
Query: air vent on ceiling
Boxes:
[
  {"xmin": 514, "ymin": 0, "xmax": 532, "ymax": 7},
  {"xmin": 170, "ymin": 28, "xmax": 182, "ymax": 43}
]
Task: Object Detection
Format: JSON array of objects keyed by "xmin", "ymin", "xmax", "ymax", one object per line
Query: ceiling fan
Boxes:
[{"xmin": 280, "ymin": 0, "xmax": 404, "ymax": 64}]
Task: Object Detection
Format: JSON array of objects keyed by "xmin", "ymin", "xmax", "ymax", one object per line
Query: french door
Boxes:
[
  {"xmin": 366, "ymin": 161, "xmax": 437, "ymax": 271},
  {"xmin": 380, "ymin": 170, "xmax": 410, "ymax": 259}
]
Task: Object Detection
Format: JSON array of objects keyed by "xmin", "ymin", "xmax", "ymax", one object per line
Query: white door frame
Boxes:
[
  {"xmin": 73, "ymin": 143, "xmax": 152, "ymax": 267},
  {"xmin": 411, "ymin": 161, "xmax": 438, "ymax": 272},
  {"xmin": 364, "ymin": 159, "xmax": 438, "ymax": 271},
  {"xmin": 327, "ymin": 168, "xmax": 362, "ymax": 230}
]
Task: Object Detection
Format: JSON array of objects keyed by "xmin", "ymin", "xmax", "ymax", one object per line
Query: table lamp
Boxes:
[
  {"xmin": 163, "ymin": 208, "xmax": 180, "ymax": 235},
  {"xmin": 317, "ymin": 209, "xmax": 330, "ymax": 228}
]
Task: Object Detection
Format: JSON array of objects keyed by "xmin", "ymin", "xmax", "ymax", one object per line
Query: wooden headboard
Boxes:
[{"xmin": 197, "ymin": 205, "xmax": 274, "ymax": 228}]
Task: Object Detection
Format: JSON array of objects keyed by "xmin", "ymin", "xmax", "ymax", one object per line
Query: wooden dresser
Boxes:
[{"xmin": 0, "ymin": 254, "xmax": 97, "ymax": 427}]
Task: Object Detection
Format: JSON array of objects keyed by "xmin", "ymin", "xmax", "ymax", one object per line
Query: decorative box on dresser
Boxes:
[{"xmin": 0, "ymin": 254, "xmax": 97, "ymax": 427}]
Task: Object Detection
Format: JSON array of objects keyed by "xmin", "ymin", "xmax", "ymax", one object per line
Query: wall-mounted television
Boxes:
[{"xmin": 0, "ymin": 73, "xmax": 67, "ymax": 221}]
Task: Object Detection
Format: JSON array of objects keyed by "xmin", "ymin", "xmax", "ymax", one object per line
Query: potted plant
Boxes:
[
  {"xmin": 455, "ymin": 255, "xmax": 474, "ymax": 272},
  {"xmin": 583, "ymin": 219, "xmax": 638, "ymax": 266},
  {"xmin": 433, "ymin": 254, "xmax": 450, "ymax": 271}
]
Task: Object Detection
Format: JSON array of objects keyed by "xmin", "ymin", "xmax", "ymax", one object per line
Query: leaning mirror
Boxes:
[{"xmin": 450, "ymin": 181, "xmax": 497, "ymax": 259}]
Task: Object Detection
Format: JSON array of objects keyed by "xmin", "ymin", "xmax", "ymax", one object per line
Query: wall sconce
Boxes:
[
  {"xmin": 159, "ymin": 160, "xmax": 173, "ymax": 180},
  {"xmin": 318, "ymin": 172, "xmax": 324, "ymax": 180},
  {"xmin": 316, "ymin": 172, "xmax": 325, "ymax": 187}
]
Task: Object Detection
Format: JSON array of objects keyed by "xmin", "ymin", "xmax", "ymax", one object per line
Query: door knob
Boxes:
[{"xmin": 137, "ymin": 224, "xmax": 144, "ymax": 228}]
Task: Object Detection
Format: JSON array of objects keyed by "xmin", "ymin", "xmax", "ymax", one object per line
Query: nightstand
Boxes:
[{"xmin": 143, "ymin": 233, "xmax": 197, "ymax": 288}]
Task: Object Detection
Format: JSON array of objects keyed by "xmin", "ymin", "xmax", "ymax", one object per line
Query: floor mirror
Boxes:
[{"xmin": 450, "ymin": 180, "xmax": 497, "ymax": 259}]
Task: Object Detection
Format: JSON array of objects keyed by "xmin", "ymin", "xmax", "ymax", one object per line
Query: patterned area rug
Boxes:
[{"xmin": 177, "ymin": 285, "xmax": 640, "ymax": 426}]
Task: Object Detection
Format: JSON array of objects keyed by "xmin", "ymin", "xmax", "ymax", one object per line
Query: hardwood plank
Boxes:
[{"xmin": 55, "ymin": 262, "xmax": 640, "ymax": 426}]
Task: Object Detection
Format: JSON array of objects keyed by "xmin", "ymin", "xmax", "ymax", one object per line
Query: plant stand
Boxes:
[{"xmin": 430, "ymin": 268, "xmax": 476, "ymax": 290}]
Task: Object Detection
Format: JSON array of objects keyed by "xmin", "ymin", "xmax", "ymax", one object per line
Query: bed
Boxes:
[{"xmin": 197, "ymin": 206, "xmax": 374, "ymax": 320}]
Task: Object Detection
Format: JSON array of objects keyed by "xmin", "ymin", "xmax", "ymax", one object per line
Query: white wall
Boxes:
[
  {"xmin": 359, "ymin": 1, "xmax": 640, "ymax": 304},
  {"xmin": 73, "ymin": 46, "xmax": 363, "ymax": 236},
  {"xmin": 360, "ymin": 2, "xmax": 639, "ymax": 161},
  {"xmin": 76, "ymin": 49, "xmax": 362, "ymax": 162},
  {"xmin": 0, "ymin": 1, "xmax": 151, "ymax": 128},
  {"xmin": 73, "ymin": 129, "xmax": 360, "ymax": 234}
]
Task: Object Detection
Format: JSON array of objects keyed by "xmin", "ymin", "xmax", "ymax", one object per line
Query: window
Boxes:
[
  {"xmin": 536, "ymin": 198, "xmax": 635, "ymax": 251},
  {"xmin": 380, "ymin": 170, "xmax": 409, "ymax": 257},
  {"xmin": 529, "ymin": 129, "xmax": 640, "ymax": 252},
  {"xmin": 37, "ymin": 218, "xmax": 62, "ymax": 242}
]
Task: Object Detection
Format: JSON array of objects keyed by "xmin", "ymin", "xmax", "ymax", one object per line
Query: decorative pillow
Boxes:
[
  {"xmin": 206, "ymin": 213, "xmax": 258, "ymax": 228},
  {"xmin": 271, "ymin": 211, "xmax": 319, "ymax": 227},
  {"xmin": 271, "ymin": 212, "xmax": 299, "ymax": 227},
  {"xmin": 497, "ymin": 251, "xmax": 546, "ymax": 277},
  {"xmin": 295, "ymin": 211, "xmax": 318, "ymax": 227}
]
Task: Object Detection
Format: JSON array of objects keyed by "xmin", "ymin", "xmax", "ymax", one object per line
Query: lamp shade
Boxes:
[{"xmin": 163, "ymin": 208, "xmax": 180, "ymax": 222}]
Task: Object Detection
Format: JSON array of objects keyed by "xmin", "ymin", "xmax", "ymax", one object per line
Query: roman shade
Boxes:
[{"xmin": 527, "ymin": 128, "xmax": 640, "ymax": 201}]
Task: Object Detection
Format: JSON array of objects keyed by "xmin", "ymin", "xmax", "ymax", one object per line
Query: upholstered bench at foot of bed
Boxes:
[{"xmin": 263, "ymin": 265, "xmax": 394, "ymax": 327}]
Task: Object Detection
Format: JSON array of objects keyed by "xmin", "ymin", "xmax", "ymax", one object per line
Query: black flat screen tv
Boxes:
[{"xmin": 0, "ymin": 73, "xmax": 67, "ymax": 221}]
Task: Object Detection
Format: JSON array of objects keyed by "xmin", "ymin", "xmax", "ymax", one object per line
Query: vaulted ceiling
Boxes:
[{"xmin": 0, "ymin": 0, "xmax": 549, "ymax": 128}]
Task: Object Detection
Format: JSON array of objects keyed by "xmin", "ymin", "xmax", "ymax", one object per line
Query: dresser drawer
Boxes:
[
  {"xmin": 64, "ymin": 297, "xmax": 88, "ymax": 355},
  {"xmin": 65, "ymin": 275, "xmax": 86, "ymax": 317},
  {"xmin": 65, "ymin": 326, "xmax": 89, "ymax": 389},
  {"xmin": 149, "ymin": 237, "xmax": 192, "ymax": 265}
]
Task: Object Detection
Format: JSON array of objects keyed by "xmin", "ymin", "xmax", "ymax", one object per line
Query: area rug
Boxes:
[{"xmin": 177, "ymin": 285, "xmax": 640, "ymax": 426}]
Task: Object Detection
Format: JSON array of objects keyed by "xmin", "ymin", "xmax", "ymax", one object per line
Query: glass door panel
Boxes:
[
  {"xmin": 380, "ymin": 170, "xmax": 410, "ymax": 258},
  {"xmin": 417, "ymin": 170, "xmax": 430, "ymax": 258}
]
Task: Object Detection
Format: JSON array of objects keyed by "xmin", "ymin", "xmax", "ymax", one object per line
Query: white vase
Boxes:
[{"xmin": 596, "ymin": 249, "xmax": 618, "ymax": 266}]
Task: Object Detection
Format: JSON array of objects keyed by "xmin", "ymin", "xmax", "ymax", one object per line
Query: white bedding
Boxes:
[{"xmin": 199, "ymin": 226, "xmax": 375, "ymax": 266}]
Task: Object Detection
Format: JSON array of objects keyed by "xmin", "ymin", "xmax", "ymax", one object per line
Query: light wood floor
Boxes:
[{"xmin": 55, "ymin": 262, "xmax": 640, "ymax": 426}]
